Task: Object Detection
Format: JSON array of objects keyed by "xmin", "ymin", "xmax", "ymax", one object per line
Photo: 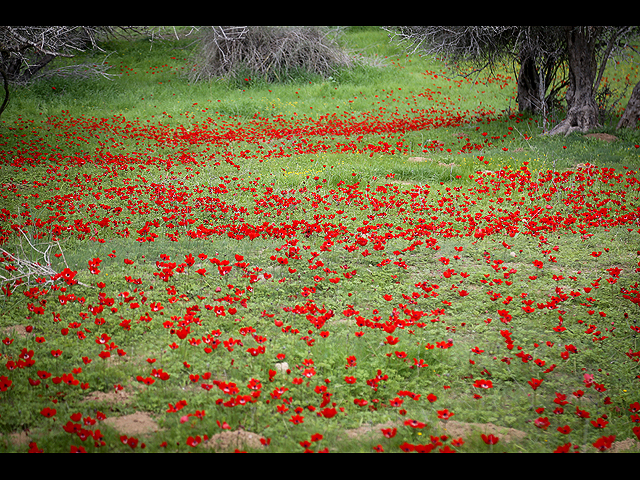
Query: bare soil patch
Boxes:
[
  {"xmin": 584, "ymin": 133, "xmax": 618, "ymax": 143},
  {"xmin": 103, "ymin": 411, "xmax": 160, "ymax": 436},
  {"xmin": 338, "ymin": 418, "xmax": 527, "ymax": 446},
  {"xmin": 1, "ymin": 325, "xmax": 32, "ymax": 338},
  {"xmin": 610, "ymin": 437, "xmax": 640, "ymax": 453},
  {"xmin": 438, "ymin": 420, "xmax": 527, "ymax": 443},
  {"xmin": 407, "ymin": 156, "xmax": 457, "ymax": 168},
  {"xmin": 204, "ymin": 428, "xmax": 265, "ymax": 452},
  {"xmin": 81, "ymin": 388, "xmax": 133, "ymax": 407}
]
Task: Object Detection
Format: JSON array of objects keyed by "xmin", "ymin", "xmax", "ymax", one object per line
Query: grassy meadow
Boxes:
[{"xmin": 0, "ymin": 26, "xmax": 639, "ymax": 453}]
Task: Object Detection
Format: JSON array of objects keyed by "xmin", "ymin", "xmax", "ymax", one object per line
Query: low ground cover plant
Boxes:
[{"xmin": 0, "ymin": 27, "xmax": 639, "ymax": 453}]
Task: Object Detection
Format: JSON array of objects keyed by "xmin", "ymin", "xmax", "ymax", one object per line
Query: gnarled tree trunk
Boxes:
[
  {"xmin": 0, "ymin": 68, "xmax": 8, "ymax": 119},
  {"xmin": 548, "ymin": 27, "xmax": 601, "ymax": 136},
  {"xmin": 517, "ymin": 55, "xmax": 542, "ymax": 114},
  {"xmin": 617, "ymin": 80, "xmax": 640, "ymax": 130}
]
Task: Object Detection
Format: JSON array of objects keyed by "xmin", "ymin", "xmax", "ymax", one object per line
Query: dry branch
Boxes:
[
  {"xmin": 189, "ymin": 26, "xmax": 352, "ymax": 83},
  {"xmin": 0, "ymin": 228, "xmax": 91, "ymax": 293}
]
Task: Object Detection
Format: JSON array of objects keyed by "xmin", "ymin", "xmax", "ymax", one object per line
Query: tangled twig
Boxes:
[
  {"xmin": 189, "ymin": 26, "xmax": 352, "ymax": 83},
  {"xmin": 0, "ymin": 228, "xmax": 92, "ymax": 294}
]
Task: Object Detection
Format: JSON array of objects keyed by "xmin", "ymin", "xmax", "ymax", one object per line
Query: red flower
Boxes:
[
  {"xmin": 590, "ymin": 418, "xmax": 609, "ymax": 429},
  {"xmin": 404, "ymin": 419, "xmax": 426, "ymax": 428},
  {"xmin": 451, "ymin": 437, "xmax": 464, "ymax": 447},
  {"xmin": 217, "ymin": 420, "xmax": 231, "ymax": 430},
  {"xmin": 398, "ymin": 442, "xmax": 415, "ymax": 452},
  {"xmin": 437, "ymin": 409, "xmax": 454, "ymax": 420},
  {"xmin": 343, "ymin": 376, "xmax": 357, "ymax": 385},
  {"xmin": 319, "ymin": 407, "xmax": 337, "ymax": 419},
  {"xmin": 534, "ymin": 417, "xmax": 550, "ymax": 430},
  {"xmin": 40, "ymin": 407, "xmax": 57, "ymax": 418},
  {"xmin": 592, "ymin": 435, "xmax": 615, "ymax": 452},
  {"xmin": 416, "ymin": 443, "xmax": 436, "ymax": 453},
  {"xmin": 384, "ymin": 335, "xmax": 399, "ymax": 345},
  {"xmin": 289, "ymin": 414, "xmax": 304, "ymax": 425},
  {"xmin": 527, "ymin": 378, "xmax": 543, "ymax": 391},
  {"xmin": 481, "ymin": 434, "xmax": 499, "ymax": 445},
  {"xmin": 557, "ymin": 425, "xmax": 572, "ymax": 434},
  {"xmin": 124, "ymin": 436, "xmax": 139, "ymax": 449},
  {"xmin": 473, "ymin": 379, "xmax": 493, "ymax": 389},
  {"xmin": 381, "ymin": 427, "xmax": 397, "ymax": 439},
  {"xmin": 575, "ymin": 407, "xmax": 591, "ymax": 419},
  {"xmin": 553, "ymin": 443, "xmax": 572, "ymax": 453},
  {"xmin": 186, "ymin": 435, "xmax": 202, "ymax": 447}
]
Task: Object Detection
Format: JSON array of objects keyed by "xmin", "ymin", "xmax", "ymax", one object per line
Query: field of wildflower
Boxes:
[{"xmin": 1, "ymin": 27, "xmax": 639, "ymax": 453}]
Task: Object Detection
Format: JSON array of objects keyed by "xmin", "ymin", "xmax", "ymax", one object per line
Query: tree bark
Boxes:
[
  {"xmin": 0, "ymin": 67, "xmax": 8, "ymax": 119},
  {"xmin": 548, "ymin": 27, "xmax": 601, "ymax": 136},
  {"xmin": 517, "ymin": 55, "xmax": 542, "ymax": 114},
  {"xmin": 617, "ymin": 80, "xmax": 640, "ymax": 129}
]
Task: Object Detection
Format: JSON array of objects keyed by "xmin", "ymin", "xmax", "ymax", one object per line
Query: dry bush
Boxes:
[
  {"xmin": 188, "ymin": 26, "xmax": 353, "ymax": 83},
  {"xmin": 0, "ymin": 26, "xmax": 145, "ymax": 84},
  {"xmin": 0, "ymin": 228, "xmax": 90, "ymax": 296}
]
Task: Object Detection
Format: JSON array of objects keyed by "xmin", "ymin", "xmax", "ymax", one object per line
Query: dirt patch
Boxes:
[
  {"xmin": 204, "ymin": 428, "xmax": 265, "ymax": 452},
  {"xmin": 0, "ymin": 430, "xmax": 30, "ymax": 448},
  {"xmin": 437, "ymin": 420, "xmax": 527, "ymax": 443},
  {"xmin": 339, "ymin": 418, "xmax": 527, "ymax": 445},
  {"xmin": 407, "ymin": 156, "xmax": 457, "ymax": 168},
  {"xmin": 1, "ymin": 325, "xmax": 33, "ymax": 339},
  {"xmin": 102, "ymin": 411, "xmax": 160, "ymax": 436},
  {"xmin": 610, "ymin": 437, "xmax": 640, "ymax": 453},
  {"xmin": 82, "ymin": 388, "xmax": 133, "ymax": 407},
  {"xmin": 389, "ymin": 180, "xmax": 419, "ymax": 186},
  {"xmin": 341, "ymin": 419, "xmax": 399, "ymax": 441},
  {"xmin": 584, "ymin": 133, "xmax": 618, "ymax": 143}
]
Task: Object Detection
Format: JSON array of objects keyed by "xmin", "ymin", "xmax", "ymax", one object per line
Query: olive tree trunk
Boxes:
[
  {"xmin": 617, "ymin": 80, "xmax": 640, "ymax": 129},
  {"xmin": 517, "ymin": 55, "xmax": 543, "ymax": 114},
  {"xmin": 548, "ymin": 27, "xmax": 601, "ymax": 136},
  {"xmin": 0, "ymin": 68, "xmax": 8, "ymax": 119}
]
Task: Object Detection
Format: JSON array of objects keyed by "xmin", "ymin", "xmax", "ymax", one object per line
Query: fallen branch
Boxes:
[{"xmin": 0, "ymin": 228, "xmax": 92, "ymax": 293}]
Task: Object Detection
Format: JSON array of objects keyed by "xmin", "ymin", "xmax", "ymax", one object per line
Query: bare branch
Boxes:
[
  {"xmin": 0, "ymin": 228, "xmax": 92, "ymax": 291},
  {"xmin": 189, "ymin": 26, "xmax": 352, "ymax": 83}
]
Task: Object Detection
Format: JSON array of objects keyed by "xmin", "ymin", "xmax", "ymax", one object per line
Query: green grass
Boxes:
[{"xmin": 0, "ymin": 26, "xmax": 639, "ymax": 453}]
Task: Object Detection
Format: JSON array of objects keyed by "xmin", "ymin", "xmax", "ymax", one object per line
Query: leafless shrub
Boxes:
[
  {"xmin": 0, "ymin": 228, "xmax": 90, "ymax": 296},
  {"xmin": 188, "ymin": 26, "xmax": 353, "ymax": 83},
  {"xmin": 0, "ymin": 26, "xmax": 144, "ymax": 84},
  {"xmin": 32, "ymin": 52, "xmax": 120, "ymax": 82},
  {"xmin": 0, "ymin": 26, "xmax": 146, "ymax": 118}
]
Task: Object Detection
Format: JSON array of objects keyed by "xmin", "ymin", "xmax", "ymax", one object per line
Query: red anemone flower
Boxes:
[{"xmin": 481, "ymin": 434, "xmax": 499, "ymax": 445}]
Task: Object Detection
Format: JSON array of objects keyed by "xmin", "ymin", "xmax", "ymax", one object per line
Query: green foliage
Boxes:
[{"xmin": 0, "ymin": 27, "xmax": 639, "ymax": 454}]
